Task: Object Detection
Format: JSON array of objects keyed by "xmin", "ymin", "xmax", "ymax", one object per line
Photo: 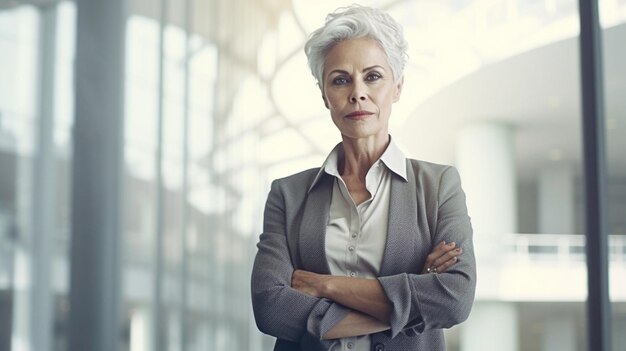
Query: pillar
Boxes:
[
  {"xmin": 68, "ymin": 0, "xmax": 125, "ymax": 350},
  {"xmin": 456, "ymin": 123, "xmax": 517, "ymax": 254},
  {"xmin": 461, "ymin": 302, "xmax": 518, "ymax": 351},
  {"xmin": 456, "ymin": 123, "xmax": 518, "ymax": 351},
  {"xmin": 130, "ymin": 306, "xmax": 152, "ymax": 351},
  {"xmin": 538, "ymin": 164, "xmax": 575, "ymax": 234},
  {"xmin": 541, "ymin": 316, "xmax": 575, "ymax": 351},
  {"xmin": 30, "ymin": 4, "xmax": 58, "ymax": 351}
]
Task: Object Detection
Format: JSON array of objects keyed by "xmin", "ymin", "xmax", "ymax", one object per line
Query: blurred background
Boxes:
[{"xmin": 0, "ymin": 0, "xmax": 625, "ymax": 350}]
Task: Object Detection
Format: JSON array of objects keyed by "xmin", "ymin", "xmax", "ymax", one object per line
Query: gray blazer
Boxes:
[{"xmin": 251, "ymin": 159, "xmax": 476, "ymax": 351}]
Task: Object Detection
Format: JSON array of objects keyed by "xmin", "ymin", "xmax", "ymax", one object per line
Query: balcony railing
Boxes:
[{"xmin": 502, "ymin": 233, "xmax": 626, "ymax": 262}]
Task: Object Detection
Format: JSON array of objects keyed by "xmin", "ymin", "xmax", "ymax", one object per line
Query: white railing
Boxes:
[{"xmin": 502, "ymin": 233, "xmax": 626, "ymax": 263}]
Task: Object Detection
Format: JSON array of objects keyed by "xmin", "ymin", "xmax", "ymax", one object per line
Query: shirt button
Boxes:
[
  {"xmin": 374, "ymin": 343, "xmax": 385, "ymax": 351},
  {"xmin": 349, "ymin": 271, "xmax": 356, "ymax": 277},
  {"xmin": 348, "ymin": 246, "xmax": 355, "ymax": 252},
  {"xmin": 351, "ymin": 232, "xmax": 358, "ymax": 238},
  {"xmin": 347, "ymin": 342, "xmax": 354, "ymax": 349}
]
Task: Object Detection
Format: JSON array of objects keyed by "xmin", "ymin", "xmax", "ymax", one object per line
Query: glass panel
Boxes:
[{"xmin": 599, "ymin": 0, "xmax": 626, "ymax": 349}]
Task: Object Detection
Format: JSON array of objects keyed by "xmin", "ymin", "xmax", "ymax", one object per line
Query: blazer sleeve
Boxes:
[
  {"xmin": 377, "ymin": 166, "xmax": 476, "ymax": 338},
  {"xmin": 251, "ymin": 179, "xmax": 350, "ymax": 342}
]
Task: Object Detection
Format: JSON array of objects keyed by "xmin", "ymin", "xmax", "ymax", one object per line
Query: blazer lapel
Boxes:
[
  {"xmin": 379, "ymin": 162, "xmax": 419, "ymax": 275},
  {"xmin": 299, "ymin": 174, "xmax": 333, "ymax": 274}
]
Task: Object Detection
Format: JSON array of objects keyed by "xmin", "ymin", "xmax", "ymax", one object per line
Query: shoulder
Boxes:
[
  {"xmin": 272, "ymin": 167, "xmax": 320, "ymax": 187},
  {"xmin": 407, "ymin": 158, "xmax": 456, "ymax": 179},
  {"xmin": 405, "ymin": 159, "xmax": 463, "ymax": 195},
  {"xmin": 269, "ymin": 168, "xmax": 322, "ymax": 199}
]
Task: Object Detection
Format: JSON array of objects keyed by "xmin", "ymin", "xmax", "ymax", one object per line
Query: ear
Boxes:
[{"xmin": 393, "ymin": 76, "xmax": 404, "ymax": 103}]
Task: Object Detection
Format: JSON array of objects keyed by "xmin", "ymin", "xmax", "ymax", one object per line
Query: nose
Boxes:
[{"xmin": 349, "ymin": 81, "xmax": 367, "ymax": 103}]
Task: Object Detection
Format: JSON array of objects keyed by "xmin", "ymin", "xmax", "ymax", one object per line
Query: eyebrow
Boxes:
[{"xmin": 326, "ymin": 65, "xmax": 387, "ymax": 77}]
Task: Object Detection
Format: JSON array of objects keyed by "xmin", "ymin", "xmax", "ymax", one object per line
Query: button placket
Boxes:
[{"xmin": 346, "ymin": 206, "xmax": 359, "ymax": 276}]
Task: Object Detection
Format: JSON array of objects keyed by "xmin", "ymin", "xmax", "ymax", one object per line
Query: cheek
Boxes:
[{"xmin": 325, "ymin": 95, "xmax": 343, "ymax": 111}]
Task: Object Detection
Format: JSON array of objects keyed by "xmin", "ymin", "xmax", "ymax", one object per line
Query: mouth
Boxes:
[{"xmin": 345, "ymin": 111, "xmax": 374, "ymax": 120}]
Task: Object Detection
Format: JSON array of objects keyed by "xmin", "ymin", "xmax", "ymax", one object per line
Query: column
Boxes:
[
  {"xmin": 538, "ymin": 164, "xmax": 575, "ymax": 234},
  {"xmin": 541, "ymin": 316, "xmax": 575, "ymax": 351},
  {"xmin": 130, "ymin": 306, "xmax": 152, "ymax": 351},
  {"xmin": 460, "ymin": 302, "xmax": 518, "ymax": 351},
  {"xmin": 456, "ymin": 123, "xmax": 517, "ymax": 254},
  {"xmin": 456, "ymin": 122, "xmax": 518, "ymax": 351},
  {"xmin": 30, "ymin": 4, "xmax": 58, "ymax": 351},
  {"xmin": 68, "ymin": 0, "xmax": 125, "ymax": 350}
]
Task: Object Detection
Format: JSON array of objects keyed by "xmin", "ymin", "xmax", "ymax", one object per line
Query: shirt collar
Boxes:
[
  {"xmin": 308, "ymin": 136, "xmax": 408, "ymax": 193},
  {"xmin": 379, "ymin": 137, "xmax": 408, "ymax": 181}
]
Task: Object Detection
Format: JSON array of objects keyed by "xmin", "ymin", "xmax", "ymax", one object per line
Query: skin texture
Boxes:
[{"xmin": 292, "ymin": 38, "xmax": 463, "ymax": 340}]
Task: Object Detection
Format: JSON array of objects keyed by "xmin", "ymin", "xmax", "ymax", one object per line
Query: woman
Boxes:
[{"xmin": 251, "ymin": 5, "xmax": 476, "ymax": 350}]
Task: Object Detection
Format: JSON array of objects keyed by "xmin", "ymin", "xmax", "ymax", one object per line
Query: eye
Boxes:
[
  {"xmin": 331, "ymin": 76, "xmax": 350, "ymax": 85},
  {"xmin": 366, "ymin": 72, "xmax": 382, "ymax": 81}
]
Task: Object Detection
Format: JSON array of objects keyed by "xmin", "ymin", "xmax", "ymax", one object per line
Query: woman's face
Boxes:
[{"xmin": 322, "ymin": 37, "xmax": 403, "ymax": 142}]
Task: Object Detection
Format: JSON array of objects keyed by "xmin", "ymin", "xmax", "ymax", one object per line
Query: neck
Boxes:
[{"xmin": 340, "ymin": 134, "xmax": 390, "ymax": 180}]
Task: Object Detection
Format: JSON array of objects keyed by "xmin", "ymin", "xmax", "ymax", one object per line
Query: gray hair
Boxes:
[{"xmin": 304, "ymin": 4, "xmax": 408, "ymax": 90}]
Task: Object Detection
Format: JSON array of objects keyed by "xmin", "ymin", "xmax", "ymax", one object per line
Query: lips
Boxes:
[{"xmin": 345, "ymin": 111, "xmax": 374, "ymax": 120}]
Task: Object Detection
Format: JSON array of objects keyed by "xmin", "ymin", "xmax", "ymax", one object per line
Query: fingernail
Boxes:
[
  {"xmin": 456, "ymin": 248, "xmax": 462, "ymax": 252},
  {"xmin": 448, "ymin": 242, "xmax": 456, "ymax": 246},
  {"xmin": 442, "ymin": 240, "xmax": 446, "ymax": 245}
]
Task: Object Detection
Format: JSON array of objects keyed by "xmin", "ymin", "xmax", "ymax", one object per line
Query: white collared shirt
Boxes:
[{"xmin": 310, "ymin": 138, "xmax": 407, "ymax": 351}]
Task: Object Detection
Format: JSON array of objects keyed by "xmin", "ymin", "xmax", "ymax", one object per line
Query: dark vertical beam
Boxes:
[
  {"xmin": 578, "ymin": 1, "xmax": 611, "ymax": 351},
  {"xmin": 68, "ymin": 0, "xmax": 125, "ymax": 350}
]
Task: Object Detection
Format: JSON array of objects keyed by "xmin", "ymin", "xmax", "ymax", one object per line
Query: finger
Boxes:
[
  {"xmin": 437, "ymin": 253, "xmax": 461, "ymax": 272},
  {"xmin": 422, "ymin": 240, "xmax": 456, "ymax": 274},
  {"xmin": 432, "ymin": 241, "xmax": 456, "ymax": 257},
  {"xmin": 432, "ymin": 241, "xmax": 456, "ymax": 253},
  {"xmin": 428, "ymin": 242, "xmax": 457, "ymax": 265},
  {"xmin": 435, "ymin": 256, "xmax": 458, "ymax": 273},
  {"xmin": 431, "ymin": 247, "xmax": 462, "ymax": 268},
  {"xmin": 422, "ymin": 241, "xmax": 438, "ymax": 274}
]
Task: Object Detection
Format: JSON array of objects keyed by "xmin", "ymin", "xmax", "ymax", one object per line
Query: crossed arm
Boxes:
[{"xmin": 291, "ymin": 241, "xmax": 463, "ymax": 339}]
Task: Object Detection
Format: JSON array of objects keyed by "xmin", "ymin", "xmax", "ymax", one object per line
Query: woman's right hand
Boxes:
[{"xmin": 420, "ymin": 241, "xmax": 463, "ymax": 274}]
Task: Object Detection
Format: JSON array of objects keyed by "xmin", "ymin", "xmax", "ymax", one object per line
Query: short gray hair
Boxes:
[{"xmin": 304, "ymin": 4, "xmax": 408, "ymax": 90}]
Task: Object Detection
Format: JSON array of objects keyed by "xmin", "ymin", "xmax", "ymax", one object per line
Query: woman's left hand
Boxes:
[
  {"xmin": 421, "ymin": 241, "xmax": 463, "ymax": 274},
  {"xmin": 291, "ymin": 269, "xmax": 332, "ymax": 297}
]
